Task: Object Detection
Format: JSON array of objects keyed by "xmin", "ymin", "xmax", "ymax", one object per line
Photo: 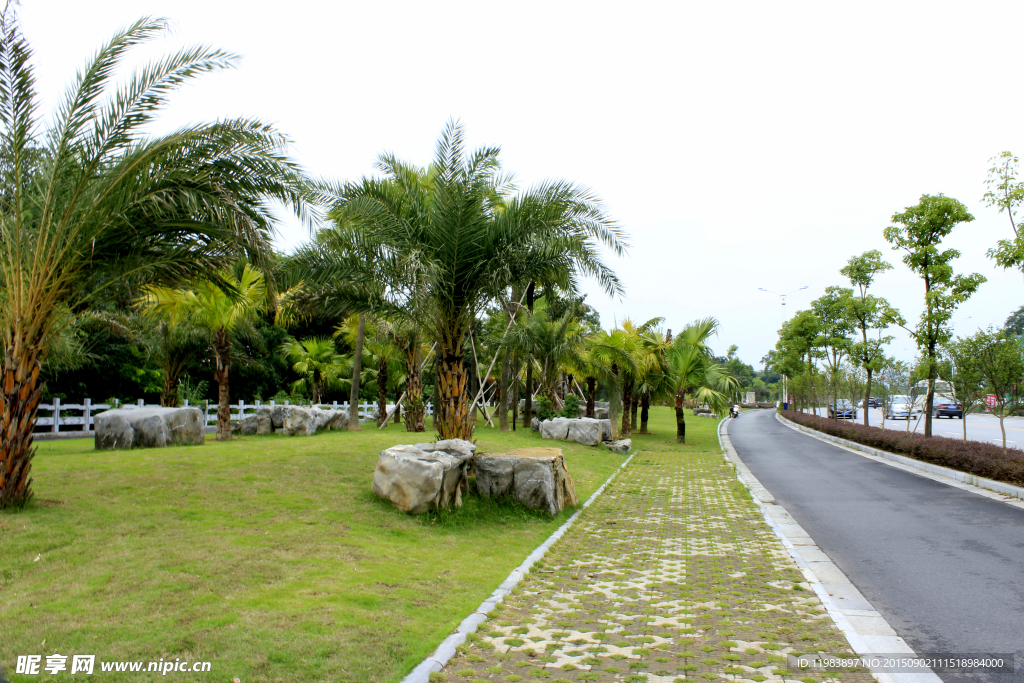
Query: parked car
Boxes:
[
  {"xmin": 828, "ymin": 399, "xmax": 857, "ymax": 420},
  {"xmin": 932, "ymin": 396, "xmax": 963, "ymax": 419},
  {"xmin": 861, "ymin": 397, "xmax": 880, "ymax": 408}
]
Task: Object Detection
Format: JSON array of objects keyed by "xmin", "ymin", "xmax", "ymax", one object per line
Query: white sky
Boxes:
[{"xmin": 21, "ymin": 0, "xmax": 1023, "ymax": 367}]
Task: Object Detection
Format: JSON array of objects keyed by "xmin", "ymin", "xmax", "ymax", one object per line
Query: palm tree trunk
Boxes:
[
  {"xmin": 348, "ymin": 313, "xmax": 366, "ymax": 431},
  {"xmin": 523, "ymin": 359, "xmax": 533, "ymax": 429},
  {"xmin": 511, "ymin": 353, "xmax": 519, "ymax": 430},
  {"xmin": 436, "ymin": 335, "xmax": 472, "ymax": 440},
  {"xmin": 499, "ymin": 348, "xmax": 510, "ymax": 431},
  {"xmin": 1, "ymin": 346, "xmax": 42, "ymax": 509},
  {"xmin": 609, "ymin": 363, "xmax": 621, "ymax": 440},
  {"xmin": 404, "ymin": 346, "xmax": 424, "ymax": 432},
  {"xmin": 586, "ymin": 377, "xmax": 596, "ymax": 418},
  {"xmin": 675, "ymin": 390, "xmax": 686, "ymax": 444},
  {"xmin": 377, "ymin": 358, "xmax": 389, "ymax": 428},
  {"xmin": 620, "ymin": 377, "xmax": 633, "ymax": 438},
  {"xmin": 161, "ymin": 357, "xmax": 184, "ymax": 407},
  {"xmin": 639, "ymin": 393, "xmax": 650, "ymax": 434},
  {"xmin": 311, "ymin": 370, "xmax": 321, "ymax": 405},
  {"xmin": 213, "ymin": 329, "xmax": 232, "ymax": 441},
  {"xmin": 394, "ymin": 385, "xmax": 402, "ymax": 425},
  {"xmin": 630, "ymin": 391, "xmax": 639, "ymax": 432}
]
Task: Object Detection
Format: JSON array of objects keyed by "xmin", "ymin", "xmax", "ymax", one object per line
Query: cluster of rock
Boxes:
[
  {"xmin": 371, "ymin": 440, "xmax": 580, "ymax": 516},
  {"xmin": 234, "ymin": 405, "xmax": 348, "ymax": 436},
  {"xmin": 535, "ymin": 416, "xmax": 632, "ymax": 454},
  {"xmin": 95, "ymin": 406, "xmax": 205, "ymax": 450}
]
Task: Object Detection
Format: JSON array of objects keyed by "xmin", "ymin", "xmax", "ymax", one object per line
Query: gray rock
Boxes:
[
  {"xmin": 256, "ymin": 407, "xmax": 274, "ymax": 435},
  {"xmin": 566, "ymin": 417, "xmax": 606, "ymax": 446},
  {"xmin": 531, "ymin": 416, "xmax": 540, "ymax": 432},
  {"xmin": 594, "ymin": 406, "xmax": 609, "ymax": 419},
  {"xmin": 600, "ymin": 419, "xmax": 613, "ymax": 440},
  {"xmin": 95, "ymin": 406, "xmax": 204, "ymax": 450},
  {"xmin": 475, "ymin": 447, "xmax": 579, "ymax": 515},
  {"xmin": 539, "ymin": 417, "xmax": 571, "ymax": 440},
  {"xmin": 603, "ymin": 439, "xmax": 632, "ymax": 454},
  {"xmin": 284, "ymin": 406, "xmax": 318, "ymax": 436},
  {"xmin": 233, "ymin": 414, "xmax": 259, "ymax": 435},
  {"xmin": 321, "ymin": 409, "xmax": 348, "ymax": 430},
  {"xmin": 371, "ymin": 445, "xmax": 468, "ymax": 513},
  {"xmin": 270, "ymin": 404, "xmax": 289, "ymax": 428},
  {"xmin": 433, "ymin": 439, "xmax": 476, "ymax": 458}
]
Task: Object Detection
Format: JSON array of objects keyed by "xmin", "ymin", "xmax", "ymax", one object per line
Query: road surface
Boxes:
[{"xmin": 728, "ymin": 409, "xmax": 1024, "ymax": 683}]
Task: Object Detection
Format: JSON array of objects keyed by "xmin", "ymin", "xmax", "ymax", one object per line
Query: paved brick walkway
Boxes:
[{"xmin": 441, "ymin": 450, "xmax": 872, "ymax": 683}]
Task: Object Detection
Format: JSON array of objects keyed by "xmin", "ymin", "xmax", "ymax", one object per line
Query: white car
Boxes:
[{"xmin": 887, "ymin": 395, "xmax": 919, "ymax": 420}]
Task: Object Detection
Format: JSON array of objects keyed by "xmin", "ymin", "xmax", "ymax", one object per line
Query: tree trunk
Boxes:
[
  {"xmin": 377, "ymin": 358, "xmax": 389, "ymax": 428},
  {"xmin": 620, "ymin": 377, "xmax": 632, "ymax": 438},
  {"xmin": 924, "ymin": 353, "xmax": 935, "ymax": 438},
  {"xmin": 394, "ymin": 385, "xmax": 402, "ymax": 425},
  {"xmin": 586, "ymin": 377, "xmax": 596, "ymax": 418},
  {"xmin": 609, "ymin": 363, "xmax": 621, "ymax": 440},
  {"xmin": 675, "ymin": 391, "xmax": 686, "ymax": 444},
  {"xmin": 161, "ymin": 360, "xmax": 182, "ymax": 407},
  {"xmin": 999, "ymin": 413, "xmax": 1007, "ymax": 455},
  {"xmin": 630, "ymin": 390, "xmax": 639, "ymax": 432},
  {"xmin": 523, "ymin": 280, "xmax": 535, "ymax": 428},
  {"xmin": 511, "ymin": 353, "xmax": 519, "ymax": 431},
  {"xmin": 404, "ymin": 345, "xmax": 424, "ymax": 432},
  {"xmin": 348, "ymin": 313, "xmax": 366, "ymax": 431},
  {"xmin": 311, "ymin": 370, "xmax": 321, "ymax": 405},
  {"xmin": 435, "ymin": 335, "xmax": 472, "ymax": 440},
  {"xmin": 499, "ymin": 347, "xmax": 510, "ymax": 432},
  {"xmin": 1, "ymin": 346, "xmax": 42, "ymax": 509},
  {"xmin": 213, "ymin": 329, "xmax": 232, "ymax": 441},
  {"xmin": 863, "ymin": 368, "xmax": 872, "ymax": 427},
  {"xmin": 640, "ymin": 393, "xmax": 650, "ymax": 434}
]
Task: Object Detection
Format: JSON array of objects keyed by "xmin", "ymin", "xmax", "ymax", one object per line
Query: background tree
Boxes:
[
  {"xmin": 300, "ymin": 122, "xmax": 626, "ymax": 440},
  {"xmin": 811, "ymin": 286, "xmax": 854, "ymax": 418},
  {"xmin": 0, "ymin": 12, "xmax": 309, "ymax": 507},
  {"xmin": 884, "ymin": 194, "xmax": 986, "ymax": 437},
  {"xmin": 973, "ymin": 328, "xmax": 1024, "ymax": 454},
  {"xmin": 771, "ymin": 310, "xmax": 821, "ymax": 413},
  {"xmin": 981, "ymin": 151, "xmax": 1024, "ymax": 280},
  {"xmin": 875, "ymin": 356, "xmax": 908, "ymax": 428},
  {"xmin": 348, "ymin": 313, "xmax": 367, "ymax": 430},
  {"xmin": 142, "ymin": 264, "xmax": 268, "ymax": 440},
  {"xmin": 941, "ymin": 335, "xmax": 986, "ymax": 442},
  {"xmin": 280, "ymin": 336, "xmax": 348, "ymax": 404},
  {"xmin": 1005, "ymin": 305, "xmax": 1024, "ymax": 335},
  {"xmin": 840, "ymin": 250, "xmax": 901, "ymax": 425}
]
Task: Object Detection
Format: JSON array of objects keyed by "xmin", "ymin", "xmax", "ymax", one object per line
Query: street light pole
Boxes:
[{"xmin": 759, "ymin": 286, "xmax": 809, "ymax": 409}]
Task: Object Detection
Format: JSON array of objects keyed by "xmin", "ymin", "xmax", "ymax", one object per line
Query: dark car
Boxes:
[
  {"xmin": 932, "ymin": 397, "xmax": 963, "ymax": 419},
  {"xmin": 860, "ymin": 397, "xmax": 880, "ymax": 408},
  {"xmin": 828, "ymin": 399, "xmax": 857, "ymax": 420}
]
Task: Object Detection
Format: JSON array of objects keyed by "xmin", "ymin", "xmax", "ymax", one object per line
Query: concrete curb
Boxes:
[
  {"xmin": 777, "ymin": 412, "xmax": 1024, "ymax": 509},
  {"xmin": 718, "ymin": 417, "xmax": 942, "ymax": 683},
  {"xmin": 400, "ymin": 448, "xmax": 638, "ymax": 683}
]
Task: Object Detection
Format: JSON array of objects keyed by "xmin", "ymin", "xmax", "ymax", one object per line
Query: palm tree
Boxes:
[
  {"xmin": 583, "ymin": 328, "xmax": 641, "ymax": 439},
  {"xmin": 0, "ymin": 12, "xmax": 309, "ymax": 507},
  {"xmin": 293, "ymin": 121, "xmax": 627, "ymax": 440},
  {"xmin": 617, "ymin": 318, "xmax": 664, "ymax": 437},
  {"xmin": 501, "ymin": 307, "xmax": 585, "ymax": 406},
  {"xmin": 280, "ymin": 336, "xmax": 348, "ymax": 404},
  {"xmin": 634, "ymin": 326, "xmax": 673, "ymax": 435},
  {"xmin": 666, "ymin": 318, "xmax": 741, "ymax": 444},
  {"xmin": 141, "ymin": 264, "xmax": 268, "ymax": 440}
]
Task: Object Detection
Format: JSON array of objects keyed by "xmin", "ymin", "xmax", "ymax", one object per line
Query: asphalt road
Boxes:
[
  {"xmin": 803, "ymin": 407, "xmax": 1022, "ymax": 450},
  {"xmin": 728, "ymin": 409, "xmax": 1024, "ymax": 683}
]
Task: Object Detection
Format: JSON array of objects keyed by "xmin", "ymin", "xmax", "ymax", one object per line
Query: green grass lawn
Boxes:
[{"xmin": 0, "ymin": 409, "xmax": 714, "ymax": 682}]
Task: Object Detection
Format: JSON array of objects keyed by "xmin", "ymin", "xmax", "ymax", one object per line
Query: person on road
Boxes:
[{"xmin": 730, "ymin": 404, "xmax": 740, "ymax": 418}]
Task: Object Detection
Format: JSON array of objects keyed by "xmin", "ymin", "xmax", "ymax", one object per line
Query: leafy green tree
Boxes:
[
  {"xmin": 839, "ymin": 250, "xmax": 902, "ymax": 425},
  {"xmin": 811, "ymin": 287, "xmax": 855, "ymax": 418},
  {"xmin": 142, "ymin": 264, "xmax": 268, "ymax": 440},
  {"xmin": 875, "ymin": 356, "xmax": 909, "ymax": 428},
  {"xmin": 884, "ymin": 194, "xmax": 986, "ymax": 437},
  {"xmin": 973, "ymin": 328, "xmax": 1024, "ymax": 454},
  {"xmin": 981, "ymin": 151, "xmax": 1024, "ymax": 279},
  {"xmin": 296, "ymin": 122, "xmax": 626, "ymax": 440},
  {"xmin": 279, "ymin": 336, "xmax": 349, "ymax": 404},
  {"xmin": 770, "ymin": 310, "xmax": 821, "ymax": 412},
  {"xmin": 1005, "ymin": 305, "xmax": 1024, "ymax": 335},
  {"xmin": 941, "ymin": 335, "xmax": 987, "ymax": 442},
  {"xmin": 0, "ymin": 12, "xmax": 307, "ymax": 508}
]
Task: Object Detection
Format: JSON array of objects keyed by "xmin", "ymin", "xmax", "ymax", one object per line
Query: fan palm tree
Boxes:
[
  {"xmin": 0, "ymin": 12, "xmax": 310, "ymax": 507},
  {"xmin": 141, "ymin": 264, "xmax": 268, "ymax": 440},
  {"xmin": 280, "ymin": 336, "xmax": 348, "ymax": 404},
  {"xmin": 291, "ymin": 121, "xmax": 627, "ymax": 440},
  {"xmin": 616, "ymin": 317, "xmax": 665, "ymax": 437},
  {"xmin": 634, "ymin": 326, "xmax": 673, "ymax": 435},
  {"xmin": 582, "ymin": 328, "xmax": 642, "ymax": 439},
  {"xmin": 666, "ymin": 318, "xmax": 741, "ymax": 444},
  {"xmin": 501, "ymin": 307, "xmax": 585, "ymax": 405}
]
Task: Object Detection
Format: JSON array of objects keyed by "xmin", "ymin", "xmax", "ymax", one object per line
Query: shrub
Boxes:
[
  {"xmin": 561, "ymin": 394, "xmax": 581, "ymax": 418},
  {"xmin": 535, "ymin": 397, "xmax": 557, "ymax": 421},
  {"xmin": 780, "ymin": 411, "xmax": 1024, "ymax": 486}
]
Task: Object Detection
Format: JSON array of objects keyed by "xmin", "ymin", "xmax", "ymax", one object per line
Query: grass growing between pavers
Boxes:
[
  {"xmin": 0, "ymin": 416, "xmax": 629, "ymax": 682},
  {"xmin": 440, "ymin": 411, "xmax": 873, "ymax": 683}
]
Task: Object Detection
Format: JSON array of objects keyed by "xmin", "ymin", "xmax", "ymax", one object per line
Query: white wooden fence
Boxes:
[{"xmin": 34, "ymin": 398, "xmax": 434, "ymax": 435}]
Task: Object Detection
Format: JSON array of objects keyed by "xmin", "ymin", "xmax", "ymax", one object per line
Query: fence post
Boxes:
[
  {"xmin": 184, "ymin": 399, "xmax": 189, "ymax": 407},
  {"xmin": 285, "ymin": 400, "xmax": 289, "ymax": 406},
  {"xmin": 137, "ymin": 399, "xmax": 144, "ymax": 408},
  {"xmin": 52, "ymin": 397, "xmax": 61, "ymax": 434},
  {"xmin": 238, "ymin": 399, "xmax": 244, "ymax": 418},
  {"xmin": 83, "ymin": 398, "xmax": 91, "ymax": 432}
]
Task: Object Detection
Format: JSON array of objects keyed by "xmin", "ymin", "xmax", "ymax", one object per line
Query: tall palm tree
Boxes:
[
  {"xmin": 141, "ymin": 264, "xmax": 268, "ymax": 440},
  {"xmin": 293, "ymin": 121, "xmax": 627, "ymax": 440},
  {"xmin": 280, "ymin": 336, "xmax": 349, "ymax": 404},
  {"xmin": 666, "ymin": 318, "xmax": 740, "ymax": 444},
  {"xmin": 0, "ymin": 12, "xmax": 309, "ymax": 507},
  {"xmin": 634, "ymin": 326, "xmax": 673, "ymax": 435},
  {"xmin": 501, "ymin": 307, "xmax": 585, "ymax": 405},
  {"xmin": 617, "ymin": 317, "xmax": 664, "ymax": 437}
]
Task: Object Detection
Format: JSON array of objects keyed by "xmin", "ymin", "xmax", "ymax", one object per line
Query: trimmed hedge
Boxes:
[{"xmin": 780, "ymin": 409, "xmax": 1024, "ymax": 487}]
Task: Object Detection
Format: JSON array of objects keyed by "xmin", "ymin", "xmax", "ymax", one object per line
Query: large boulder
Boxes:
[
  {"xmin": 371, "ymin": 445, "xmax": 469, "ymax": 513},
  {"xmin": 253, "ymin": 405, "xmax": 348, "ymax": 436},
  {"xmin": 600, "ymin": 419, "xmax": 613, "ymax": 440},
  {"xmin": 233, "ymin": 415, "xmax": 260, "ymax": 435},
  {"xmin": 475, "ymin": 447, "xmax": 579, "ymax": 515},
  {"xmin": 284, "ymin": 406, "xmax": 317, "ymax": 436},
  {"xmin": 603, "ymin": 439, "xmax": 632, "ymax": 454},
  {"xmin": 531, "ymin": 416, "xmax": 540, "ymax": 432},
  {"xmin": 95, "ymin": 406, "xmax": 204, "ymax": 450},
  {"xmin": 566, "ymin": 417, "xmax": 607, "ymax": 446},
  {"xmin": 539, "ymin": 417, "xmax": 571, "ymax": 441}
]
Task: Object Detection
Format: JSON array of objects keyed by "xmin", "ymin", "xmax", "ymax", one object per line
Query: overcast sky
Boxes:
[{"xmin": 21, "ymin": 0, "xmax": 1023, "ymax": 366}]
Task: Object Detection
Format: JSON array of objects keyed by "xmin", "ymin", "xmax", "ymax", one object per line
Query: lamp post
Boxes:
[{"xmin": 759, "ymin": 286, "xmax": 809, "ymax": 408}]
